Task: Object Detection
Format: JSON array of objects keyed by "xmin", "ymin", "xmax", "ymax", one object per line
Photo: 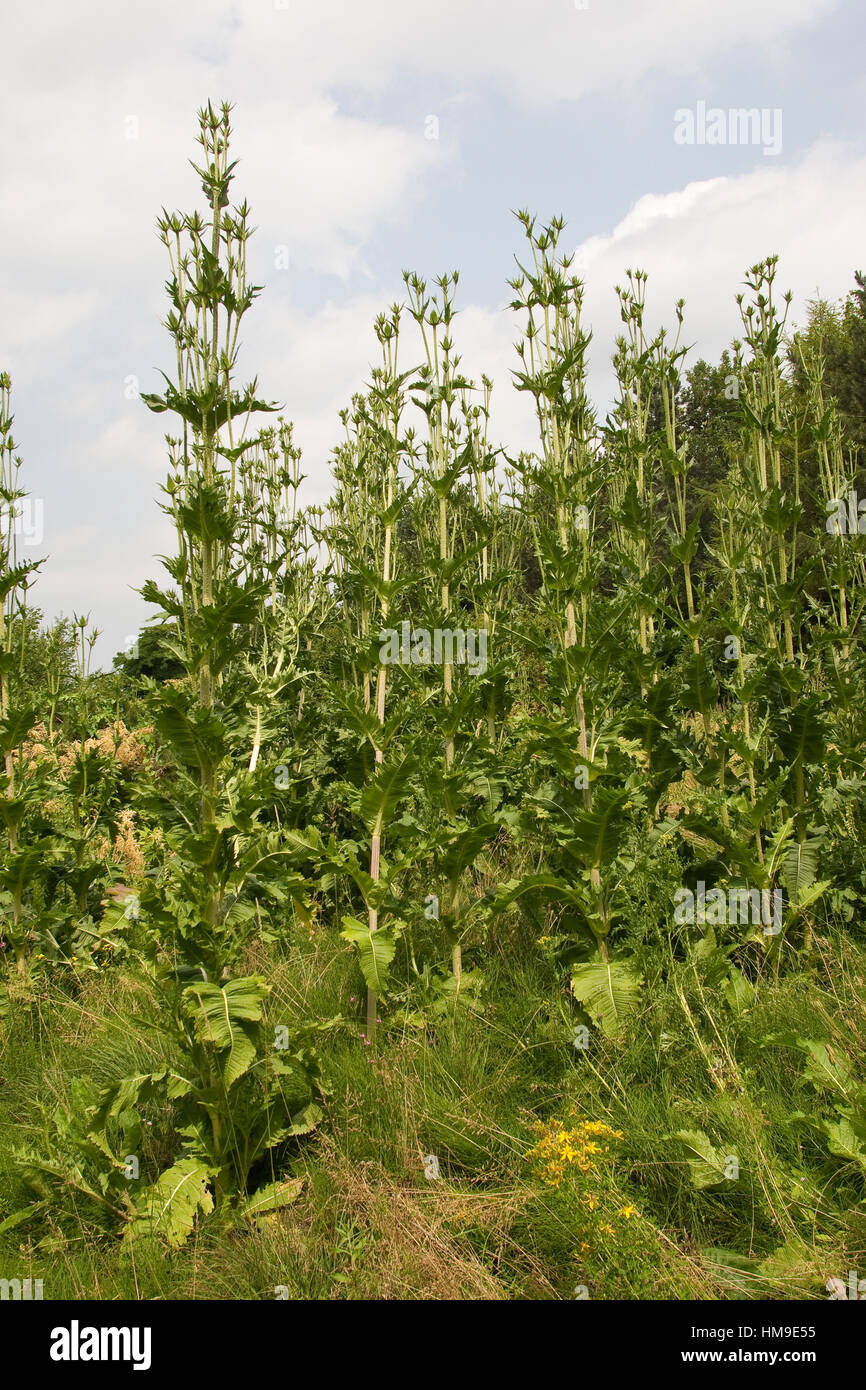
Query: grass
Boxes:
[{"xmin": 3, "ymin": 906, "xmax": 863, "ymax": 1300}]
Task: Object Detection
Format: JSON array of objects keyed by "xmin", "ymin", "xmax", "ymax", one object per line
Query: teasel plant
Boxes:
[
  {"xmin": 793, "ymin": 328, "xmax": 866, "ymax": 671},
  {"xmin": 510, "ymin": 212, "xmax": 600, "ymax": 734},
  {"xmin": 694, "ymin": 318, "xmax": 777, "ymax": 867},
  {"xmin": 705, "ymin": 472, "xmax": 770, "ymax": 864},
  {"xmin": 734, "ymin": 258, "xmax": 803, "ymax": 666},
  {"xmin": 234, "ymin": 419, "xmax": 327, "ymax": 783},
  {"xmin": 607, "ymin": 269, "xmax": 668, "ymax": 689},
  {"xmin": 399, "ymin": 273, "xmax": 495, "ymax": 988},
  {"xmin": 460, "ymin": 374, "xmax": 517, "ymax": 748},
  {"xmin": 509, "ymin": 214, "xmax": 609, "ymax": 835},
  {"xmin": 604, "ymin": 277, "xmax": 711, "ymax": 837},
  {"xmin": 121, "ymin": 100, "xmax": 328, "ymax": 1219},
  {"xmin": 675, "ymin": 265, "xmax": 839, "ymax": 960},
  {"xmin": 500, "ymin": 212, "xmax": 646, "ymax": 1036},
  {"xmin": 140, "ymin": 98, "xmax": 283, "ymax": 933},
  {"xmin": 730, "ymin": 265, "xmax": 836, "ymax": 922},
  {"xmin": 655, "ymin": 307, "xmax": 700, "ymax": 644},
  {"xmin": 649, "ymin": 309, "xmax": 733, "ymax": 816},
  {"xmin": 329, "ymin": 307, "xmax": 419, "ymax": 1042},
  {"xmin": 329, "ymin": 381, "xmax": 399, "ymax": 721},
  {"xmin": 788, "ymin": 325, "xmax": 866, "ymax": 870},
  {"xmin": 404, "ymin": 270, "xmax": 470, "ymax": 773},
  {"xmin": 28, "ymin": 105, "xmax": 337, "ymax": 1238}
]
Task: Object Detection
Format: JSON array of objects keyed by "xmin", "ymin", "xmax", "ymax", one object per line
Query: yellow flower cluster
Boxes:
[{"xmin": 525, "ymin": 1115, "xmax": 623, "ymax": 1188}]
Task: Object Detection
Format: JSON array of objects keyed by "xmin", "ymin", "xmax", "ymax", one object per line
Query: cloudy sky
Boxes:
[{"xmin": 1, "ymin": 0, "xmax": 864, "ymax": 667}]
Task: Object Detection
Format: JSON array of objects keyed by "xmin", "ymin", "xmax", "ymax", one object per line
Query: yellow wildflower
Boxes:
[{"xmin": 525, "ymin": 1116, "xmax": 623, "ymax": 1188}]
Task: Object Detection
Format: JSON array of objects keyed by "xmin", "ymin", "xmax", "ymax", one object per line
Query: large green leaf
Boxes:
[
  {"xmin": 340, "ymin": 916, "xmax": 399, "ymax": 994},
  {"xmin": 775, "ymin": 695, "xmax": 828, "ymax": 770},
  {"xmin": 673, "ymin": 1129, "xmax": 735, "ymax": 1189},
  {"xmin": 567, "ymin": 786, "xmax": 634, "ymax": 871},
  {"xmin": 780, "ymin": 836, "xmax": 826, "ymax": 905},
  {"xmin": 570, "ymin": 957, "xmax": 642, "ymax": 1037},
  {"xmin": 489, "ymin": 872, "xmax": 586, "ymax": 915},
  {"xmin": 154, "ymin": 699, "xmax": 228, "ymax": 772},
  {"xmin": 0, "ymin": 846, "xmax": 49, "ymax": 897},
  {"xmin": 678, "ymin": 653, "xmax": 719, "ymax": 719},
  {"xmin": 768, "ymin": 1033, "xmax": 855, "ymax": 1100},
  {"xmin": 182, "ymin": 976, "xmax": 268, "ymax": 1038},
  {"xmin": 92, "ymin": 1067, "xmax": 192, "ymax": 1133},
  {"xmin": 0, "ymin": 705, "xmax": 36, "ymax": 756},
  {"xmin": 439, "ymin": 821, "xmax": 498, "ymax": 883},
  {"xmin": 819, "ymin": 1117, "xmax": 866, "ymax": 1172},
  {"xmin": 359, "ymin": 754, "xmax": 418, "ymax": 837},
  {"xmin": 182, "ymin": 976, "xmax": 268, "ymax": 1088},
  {"xmin": 126, "ymin": 1158, "xmax": 215, "ymax": 1248},
  {"xmin": 242, "ymin": 1177, "xmax": 305, "ymax": 1222}
]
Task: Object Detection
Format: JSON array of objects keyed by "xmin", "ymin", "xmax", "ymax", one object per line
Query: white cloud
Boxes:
[
  {"xmin": 239, "ymin": 98, "xmax": 451, "ymax": 278},
  {"xmin": 602, "ymin": 179, "xmax": 729, "ymax": 244},
  {"xmin": 225, "ymin": 0, "xmax": 837, "ymax": 108},
  {"xmin": 574, "ymin": 138, "xmax": 866, "ymax": 407}
]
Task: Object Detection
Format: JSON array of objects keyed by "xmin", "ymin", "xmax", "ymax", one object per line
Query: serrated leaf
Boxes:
[
  {"xmin": 359, "ymin": 754, "xmax": 418, "ymax": 837},
  {"xmin": 243, "ymin": 1177, "xmax": 305, "ymax": 1221},
  {"xmin": 674, "ymin": 1129, "xmax": 732, "ymax": 1189},
  {"xmin": 570, "ymin": 958, "xmax": 642, "ymax": 1037},
  {"xmin": 126, "ymin": 1158, "xmax": 214, "ymax": 1248},
  {"xmin": 182, "ymin": 977, "xmax": 268, "ymax": 1087},
  {"xmin": 340, "ymin": 916, "xmax": 399, "ymax": 994}
]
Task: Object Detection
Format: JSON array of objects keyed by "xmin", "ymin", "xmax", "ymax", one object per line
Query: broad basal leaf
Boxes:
[
  {"xmin": 242, "ymin": 1177, "xmax": 305, "ymax": 1222},
  {"xmin": 126, "ymin": 1158, "xmax": 215, "ymax": 1248},
  {"xmin": 570, "ymin": 957, "xmax": 642, "ymax": 1037},
  {"xmin": 673, "ymin": 1129, "xmax": 735, "ymax": 1189}
]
